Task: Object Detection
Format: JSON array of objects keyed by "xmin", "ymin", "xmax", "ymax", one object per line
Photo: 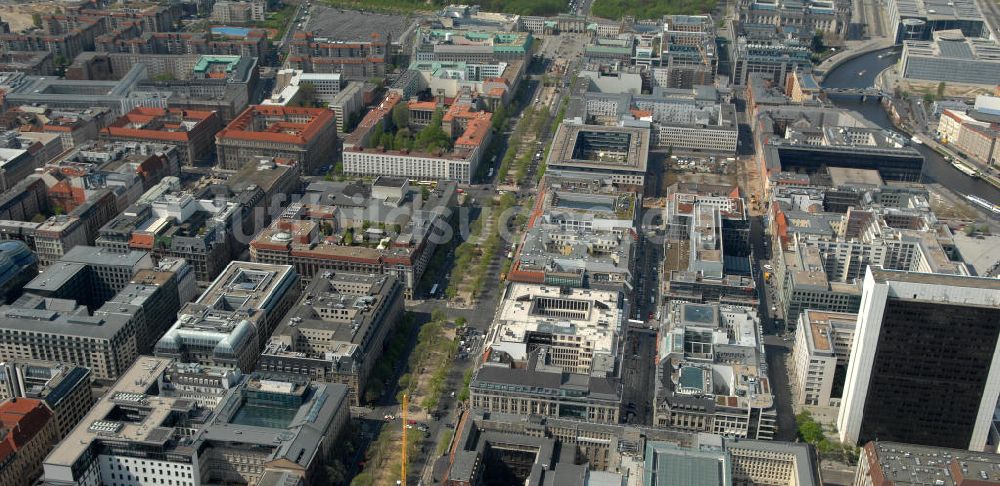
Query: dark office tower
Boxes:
[{"xmin": 838, "ymin": 267, "xmax": 1000, "ymax": 451}]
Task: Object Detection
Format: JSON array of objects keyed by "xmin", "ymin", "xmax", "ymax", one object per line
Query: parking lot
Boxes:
[{"xmin": 304, "ymin": 6, "xmax": 411, "ymax": 41}]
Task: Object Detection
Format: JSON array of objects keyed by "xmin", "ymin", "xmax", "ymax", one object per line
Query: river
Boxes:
[{"xmin": 820, "ymin": 49, "xmax": 1000, "ymax": 205}]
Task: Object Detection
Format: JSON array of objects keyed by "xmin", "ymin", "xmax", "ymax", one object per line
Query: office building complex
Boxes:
[
  {"xmin": 790, "ymin": 310, "xmax": 856, "ymax": 407},
  {"xmin": 0, "ymin": 295, "xmax": 137, "ymax": 382},
  {"xmin": 216, "ymin": 105, "xmax": 337, "ymax": 175},
  {"xmin": 901, "ymin": 30, "xmax": 1000, "ymax": 86},
  {"xmin": 262, "ymin": 69, "xmax": 344, "ymax": 107},
  {"xmin": 0, "ymin": 66, "xmax": 169, "ymax": 117},
  {"xmin": 769, "ymin": 178, "xmax": 967, "ymax": 329},
  {"xmin": 286, "ymin": 32, "xmax": 389, "ymax": 79},
  {"xmin": 663, "ymin": 191, "xmax": 756, "ymax": 306},
  {"xmin": 42, "ymin": 246, "xmax": 155, "ymax": 308},
  {"xmin": 508, "ymin": 175, "xmax": 638, "ymax": 292},
  {"xmin": 102, "ymin": 107, "xmax": 223, "ymax": 166},
  {"xmin": 97, "ymin": 189, "xmax": 249, "ymax": 285},
  {"xmin": 731, "ymin": 38, "xmax": 812, "ymax": 86},
  {"xmin": 42, "ymin": 356, "xmax": 350, "ymax": 486},
  {"xmin": 886, "ymin": 0, "xmax": 986, "ymax": 43},
  {"xmin": 259, "ymin": 272, "xmax": 404, "ymax": 406},
  {"xmin": 442, "ymin": 413, "xmax": 820, "ymax": 486},
  {"xmin": 855, "ymin": 440, "xmax": 1000, "ymax": 485},
  {"xmin": 0, "ymin": 360, "xmax": 92, "ymax": 440},
  {"xmin": 838, "ymin": 268, "xmax": 1000, "ymax": 450},
  {"xmin": 0, "ymin": 398, "xmax": 60, "ymax": 486},
  {"xmin": 654, "ymin": 302, "xmax": 776, "ymax": 440},
  {"xmin": 545, "ymin": 121, "xmax": 650, "ymax": 189},
  {"xmin": 155, "ymin": 261, "xmax": 299, "ymax": 371},
  {"xmin": 757, "ymin": 107, "xmax": 925, "ymax": 182},
  {"xmin": 472, "ymin": 284, "xmax": 626, "ymax": 424},
  {"xmin": 581, "ymin": 89, "xmax": 738, "ymax": 153},
  {"xmin": 250, "ymin": 178, "xmax": 456, "ymax": 298},
  {"xmin": 413, "ymin": 29, "xmax": 533, "ymax": 64},
  {"xmin": 0, "ymin": 240, "xmax": 38, "ymax": 304}
]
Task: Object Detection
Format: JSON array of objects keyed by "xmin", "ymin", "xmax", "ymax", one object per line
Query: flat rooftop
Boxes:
[{"xmin": 546, "ymin": 122, "xmax": 649, "ymax": 174}]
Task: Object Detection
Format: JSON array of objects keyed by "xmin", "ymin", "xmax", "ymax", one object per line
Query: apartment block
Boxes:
[{"xmin": 342, "ymin": 93, "xmax": 493, "ymax": 183}]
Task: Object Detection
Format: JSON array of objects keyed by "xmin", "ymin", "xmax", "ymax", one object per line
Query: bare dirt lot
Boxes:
[{"xmin": 0, "ymin": 1, "xmax": 77, "ymax": 32}]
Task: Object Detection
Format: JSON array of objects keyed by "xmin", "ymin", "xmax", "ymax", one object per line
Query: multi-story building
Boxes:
[
  {"xmin": 342, "ymin": 93, "xmax": 493, "ymax": 183},
  {"xmin": 286, "ymin": 32, "xmax": 389, "ymax": 80},
  {"xmin": 545, "ymin": 121, "xmax": 650, "ymax": 189},
  {"xmin": 664, "ymin": 192, "xmax": 756, "ymax": 306},
  {"xmin": 886, "ymin": 0, "xmax": 986, "ymax": 43},
  {"xmin": 740, "ymin": 0, "xmax": 849, "ymax": 38},
  {"xmin": 250, "ymin": 177, "xmax": 457, "ymax": 297},
  {"xmin": 444, "ymin": 412, "xmax": 821, "ymax": 486},
  {"xmin": 757, "ymin": 106, "xmax": 925, "ymax": 182},
  {"xmin": 0, "ymin": 66, "xmax": 170, "ymax": 117},
  {"xmin": 901, "ymin": 30, "xmax": 1000, "ymax": 86},
  {"xmin": 263, "ymin": 69, "xmax": 343, "ymax": 106},
  {"xmin": 789, "ymin": 310, "xmax": 856, "ymax": 407},
  {"xmin": 582, "ymin": 89, "xmax": 738, "ymax": 153},
  {"xmin": 657, "ymin": 16, "xmax": 717, "ymax": 88},
  {"xmin": 0, "ymin": 294, "xmax": 138, "ymax": 382},
  {"xmin": 0, "ymin": 398, "xmax": 60, "ymax": 486},
  {"xmin": 258, "ymin": 272, "xmax": 404, "ymax": 406},
  {"xmin": 769, "ymin": 181, "xmax": 967, "ymax": 329},
  {"xmin": 102, "ymin": 107, "xmax": 223, "ymax": 165},
  {"xmin": 0, "ymin": 360, "xmax": 91, "ymax": 439},
  {"xmin": 329, "ymin": 81, "xmax": 367, "ymax": 133},
  {"xmin": 155, "ymin": 261, "xmax": 299, "ymax": 371},
  {"xmin": 939, "ymin": 107, "xmax": 1000, "ymax": 167},
  {"xmin": 730, "ymin": 38, "xmax": 812, "ymax": 86},
  {"xmin": 508, "ymin": 174, "xmax": 638, "ymax": 292},
  {"xmin": 0, "ymin": 240, "xmax": 38, "ymax": 304},
  {"xmin": 96, "ymin": 258, "xmax": 196, "ymax": 354},
  {"xmin": 413, "ymin": 29, "xmax": 533, "ymax": 64},
  {"xmin": 837, "ymin": 268, "xmax": 1000, "ymax": 450},
  {"xmin": 42, "ymin": 356, "xmax": 350, "ymax": 486},
  {"xmin": 855, "ymin": 440, "xmax": 1000, "ymax": 485},
  {"xmin": 472, "ymin": 284, "xmax": 625, "ymax": 424},
  {"xmin": 51, "ymin": 245, "xmax": 156, "ymax": 307},
  {"xmin": 211, "ymin": 0, "xmax": 266, "ymax": 23},
  {"xmin": 97, "ymin": 190, "xmax": 247, "ymax": 285},
  {"xmin": 654, "ymin": 302, "xmax": 776, "ymax": 440},
  {"xmin": 216, "ymin": 105, "xmax": 337, "ymax": 175}
]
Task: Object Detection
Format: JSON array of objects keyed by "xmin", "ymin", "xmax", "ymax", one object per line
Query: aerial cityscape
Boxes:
[{"xmin": 0, "ymin": 0, "xmax": 995, "ymax": 484}]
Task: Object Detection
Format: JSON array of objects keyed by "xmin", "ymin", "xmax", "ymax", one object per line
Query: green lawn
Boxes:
[{"xmin": 590, "ymin": 0, "xmax": 716, "ymax": 20}]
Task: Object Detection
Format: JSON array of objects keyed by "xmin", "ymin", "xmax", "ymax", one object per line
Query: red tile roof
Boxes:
[
  {"xmin": 217, "ymin": 105, "xmax": 334, "ymax": 145},
  {"xmin": 0, "ymin": 398, "xmax": 52, "ymax": 454}
]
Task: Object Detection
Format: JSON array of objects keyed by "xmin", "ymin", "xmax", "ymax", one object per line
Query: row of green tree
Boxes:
[{"xmin": 590, "ymin": 0, "xmax": 717, "ymax": 20}]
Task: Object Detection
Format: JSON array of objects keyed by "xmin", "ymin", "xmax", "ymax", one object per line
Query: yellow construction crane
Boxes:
[{"xmin": 400, "ymin": 393, "xmax": 408, "ymax": 486}]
